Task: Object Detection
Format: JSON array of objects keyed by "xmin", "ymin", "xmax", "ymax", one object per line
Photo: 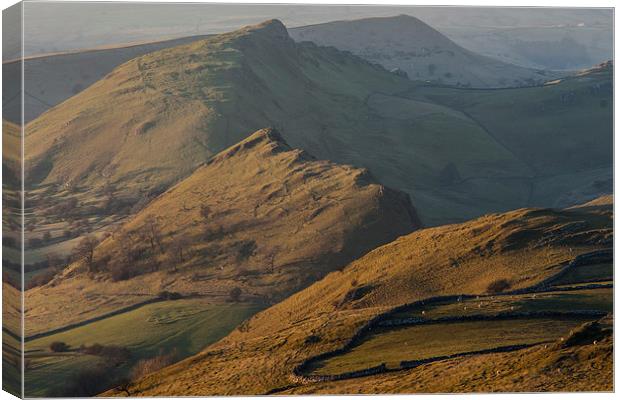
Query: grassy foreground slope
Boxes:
[
  {"xmin": 285, "ymin": 319, "xmax": 613, "ymax": 393},
  {"xmin": 24, "ymin": 128, "xmax": 419, "ymax": 336},
  {"xmin": 290, "ymin": 15, "xmax": 555, "ymax": 88},
  {"xmin": 123, "ymin": 198, "xmax": 612, "ymax": 395}
]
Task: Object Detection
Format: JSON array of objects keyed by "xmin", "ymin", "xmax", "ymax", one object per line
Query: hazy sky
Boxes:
[
  {"xmin": 4, "ymin": 2, "xmax": 613, "ymax": 59},
  {"xmin": 3, "ymin": 2, "xmax": 613, "ymax": 60}
]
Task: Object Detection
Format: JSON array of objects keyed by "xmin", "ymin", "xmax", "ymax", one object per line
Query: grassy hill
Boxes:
[
  {"xmin": 289, "ymin": 15, "xmax": 557, "ymax": 88},
  {"xmin": 402, "ymin": 61, "xmax": 612, "ymax": 213},
  {"xmin": 24, "ymin": 128, "xmax": 419, "ymax": 337},
  {"xmin": 2, "ymin": 35, "xmax": 211, "ymax": 124},
  {"xmin": 121, "ymin": 198, "xmax": 612, "ymax": 395},
  {"xmin": 24, "ymin": 20, "xmax": 612, "ymax": 227},
  {"xmin": 284, "ymin": 317, "xmax": 613, "ymax": 393}
]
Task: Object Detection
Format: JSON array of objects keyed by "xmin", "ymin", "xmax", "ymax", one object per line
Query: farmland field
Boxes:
[
  {"xmin": 309, "ymin": 316, "xmax": 593, "ymax": 375},
  {"xmin": 390, "ymin": 287, "xmax": 612, "ymax": 320},
  {"xmin": 24, "ymin": 300, "xmax": 261, "ymax": 396}
]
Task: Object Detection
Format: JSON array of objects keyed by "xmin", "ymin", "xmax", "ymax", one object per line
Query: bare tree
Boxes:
[
  {"xmin": 73, "ymin": 235, "xmax": 99, "ymax": 271},
  {"xmin": 114, "ymin": 379, "xmax": 131, "ymax": 397},
  {"xmin": 199, "ymin": 204, "xmax": 211, "ymax": 221},
  {"xmin": 229, "ymin": 287, "xmax": 242, "ymax": 302},
  {"xmin": 142, "ymin": 216, "xmax": 165, "ymax": 254},
  {"xmin": 169, "ymin": 236, "xmax": 190, "ymax": 272}
]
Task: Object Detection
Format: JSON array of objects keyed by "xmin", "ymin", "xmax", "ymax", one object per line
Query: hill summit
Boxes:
[
  {"xmin": 24, "ymin": 127, "xmax": 420, "ymax": 336},
  {"xmin": 290, "ymin": 14, "xmax": 555, "ymax": 87},
  {"xmin": 24, "ymin": 19, "xmax": 611, "ymax": 227}
]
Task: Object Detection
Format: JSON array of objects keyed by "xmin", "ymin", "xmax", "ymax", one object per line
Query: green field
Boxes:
[
  {"xmin": 391, "ymin": 287, "xmax": 612, "ymax": 321},
  {"xmin": 310, "ymin": 316, "xmax": 593, "ymax": 375},
  {"xmin": 3, "ymin": 330, "xmax": 21, "ymax": 397},
  {"xmin": 24, "ymin": 299, "xmax": 262, "ymax": 396},
  {"xmin": 551, "ymin": 263, "xmax": 613, "ymax": 287}
]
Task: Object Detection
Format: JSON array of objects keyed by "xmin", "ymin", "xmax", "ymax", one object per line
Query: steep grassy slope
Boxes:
[
  {"xmin": 123, "ymin": 199, "xmax": 612, "ymax": 395},
  {"xmin": 24, "ymin": 20, "xmax": 612, "ymax": 227},
  {"xmin": 24, "ymin": 19, "xmax": 535, "ymax": 226},
  {"xmin": 290, "ymin": 15, "xmax": 556, "ymax": 88},
  {"xmin": 2, "ymin": 35, "xmax": 212, "ymax": 124},
  {"xmin": 24, "ymin": 128, "xmax": 419, "ymax": 336}
]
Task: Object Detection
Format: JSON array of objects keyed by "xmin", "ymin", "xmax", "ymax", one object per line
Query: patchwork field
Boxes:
[
  {"xmin": 391, "ymin": 287, "xmax": 612, "ymax": 321},
  {"xmin": 24, "ymin": 300, "xmax": 261, "ymax": 396},
  {"xmin": 309, "ymin": 316, "xmax": 593, "ymax": 375},
  {"xmin": 119, "ymin": 199, "xmax": 612, "ymax": 395},
  {"xmin": 299, "ymin": 241, "xmax": 612, "ymax": 379}
]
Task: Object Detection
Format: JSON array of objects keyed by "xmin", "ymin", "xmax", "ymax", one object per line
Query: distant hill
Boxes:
[
  {"xmin": 2, "ymin": 35, "xmax": 211, "ymax": 124},
  {"xmin": 123, "ymin": 199, "xmax": 612, "ymax": 395},
  {"xmin": 25, "ymin": 20, "xmax": 612, "ymax": 227},
  {"xmin": 402, "ymin": 60, "xmax": 613, "ymax": 217},
  {"xmin": 289, "ymin": 15, "xmax": 557, "ymax": 88},
  {"xmin": 24, "ymin": 128, "xmax": 419, "ymax": 336}
]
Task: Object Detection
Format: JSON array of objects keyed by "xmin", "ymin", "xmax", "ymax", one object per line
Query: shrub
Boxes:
[
  {"xmin": 199, "ymin": 205, "xmax": 211, "ymax": 220},
  {"xmin": 49, "ymin": 341, "xmax": 70, "ymax": 352},
  {"xmin": 79, "ymin": 343, "xmax": 104, "ymax": 355},
  {"xmin": 79, "ymin": 344, "xmax": 131, "ymax": 366},
  {"xmin": 27, "ymin": 268, "xmax": 57, "ymax": 289},
  {"xmin": 229, "ymin": 287, "xmax": 242, "ymax": 302},
  {"xmin": 157, "ymin": 291, "xmax": 183, "ymax": 300},
  {"xmin": 203, "ymin": 225, "xmax": 225, "ymax": 241},
  {"xmin": 99, "ymin": 345, "xmax": 131, "ymax": 366},
  {"xmin": 304, "ymin": 334, "xmax": 321, "ymax": 344},
  {"xmin": 487, "ymin": 279, "xmax": 511, "ymax": 294},
  {"xmin": 340, "ymin": 284, "xmax": 374, "ymax": 305},
  {"xmin": 130, "ymin": 351, "xmax": 177, "ymax": 380},
  {"xmin": 236, "ymin": 240, "xmax": 256, "ymax": 261}
]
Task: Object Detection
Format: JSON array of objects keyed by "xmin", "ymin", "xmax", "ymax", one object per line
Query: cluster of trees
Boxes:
[
  {"xmin": 49, "ymin": 341, "xmax": 131, "ymax": 367},
  {"xmin": 64, "ymin": 201, "xmax": 239, "ymax": 284},
  {"xmin": 26, "ymin": 253, "xmax": 67, "ymax": 289},
  {"xmin": 130, "ymin": 349, "xmax": 177, "ymax": 380},
  {"xmin": 47, "ymin": 341, "xmax": 133, "ymax": 396},
  {"xmin": 50, "ymin": 347, "xmax": 177, "ymax": 397},
  {"xmin": 79, "ymin": 343, "xmax": 131, "ymax": 367},
  {"xmin": 70, "ymin": 215, "xmax": 191, "ymax": 281},
  {"xmin": 487, "ymin": 278, "xmax": 511, "ymax": 294}
]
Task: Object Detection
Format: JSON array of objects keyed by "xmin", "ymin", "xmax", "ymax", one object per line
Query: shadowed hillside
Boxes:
[
  {"xmin": 120, "ymin": 198, "xmax": 612, "ymax": 395},
  {"xmin": 290, "ymin": 15, "xmax": 557, "ymax": 88},
  {"xmin": 402, "ymin": 61, "xmax": 612, "ymax": 216},
  {"xmin": 24, "ymin": 128, "xmax": 419, "ymax": 336}
]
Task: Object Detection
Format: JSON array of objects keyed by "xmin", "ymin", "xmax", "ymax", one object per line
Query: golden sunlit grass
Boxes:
[
  {"xmin": 25, "ymin": 128, "xmax": 418, "ymax": 336},
  {"xmin": 310, "ymin": 317, "xmax": 592, "ymax": 375},
  {"xmin": 122, "ymin": 200, "xmax": 612, "ymax": 396}
]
